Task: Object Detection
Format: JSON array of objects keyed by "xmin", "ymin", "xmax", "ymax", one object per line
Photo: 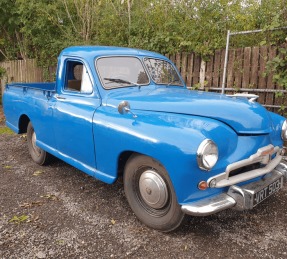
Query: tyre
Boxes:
[
  {"xmin": 27, "ymin": 122, "xmax": 50, "ymax": 165},
  {"xmin": 124, "ymin": 154, "xmax": 184, "ymax": 232}
]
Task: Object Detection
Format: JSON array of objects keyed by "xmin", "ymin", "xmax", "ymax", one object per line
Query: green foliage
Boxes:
[
  {"xmin": 0, "ymin": 0, "xmax": 287, "ymax": 66},
  {"xmin": 265, "ymin": 43, "xmax": 287, "ymax": 116},
  {"xmin": 0, "ymin": 127, "xmax": 14, "ymax": 135},
  {"xmin": 266, "ymin": 46, "xmax": 287, "ymax": 89},
  {"xmin": 0, "ymin": 0, "xmax": 23, "ymax": 60},
  {"xmin": 278, "ymin": 105, "xmax": 287, "ymax": 117},
  {"xmin": 0, "ymin": 67, "xmax": 6, "ymax": 79},
  {"xmin": 9, "ymin": 214, "xmax": 29, "ymax": 224}
]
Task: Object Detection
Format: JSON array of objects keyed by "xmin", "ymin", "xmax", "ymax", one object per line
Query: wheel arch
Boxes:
[
  {"xmin": 117, "ymin": 151, "xmax": 171, "ymax": 182},
  {"xmin": 18, "ymin": 114, "xmax": 30, "ymax": 133},
  {"xmin": 117, "ymin": 151, "xmax": 134, "ymax": 176},
  {"xmin": 120, "ymin": 151, "xmax": 177, "ymax": 192},
  {"xmin": 117, "ymin": 151, "xmax": 159, "ymax": 177}
]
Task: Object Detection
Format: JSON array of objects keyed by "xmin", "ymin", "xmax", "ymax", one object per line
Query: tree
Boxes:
[
  {"xmin": 0, "ymin": 0, "xmax": 287, "ymax": 66},
  {"xmin": 0, "ymin": 0, "xmax": 27, "ymax": 60}
]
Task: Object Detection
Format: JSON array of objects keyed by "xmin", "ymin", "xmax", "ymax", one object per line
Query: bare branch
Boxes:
[
  {"xmin": 0, "ymin": 49, "xmax": 9, "ymax": 60},
  {"xmin": 15, "ymin": 30, "xmax": 27, "ymax": 60},
  {"xmin": 63, "ymin": 0, "xmax": 80, "ymax": 36}
]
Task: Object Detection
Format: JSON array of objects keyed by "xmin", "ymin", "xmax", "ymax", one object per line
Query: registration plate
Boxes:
[{"xmin": 253, "ymin": 177, "xmax": 284, "ymax": 207}]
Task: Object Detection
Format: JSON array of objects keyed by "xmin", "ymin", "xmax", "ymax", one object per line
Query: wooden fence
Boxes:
[
  {"xmin": 166, "ymin": 45, "xmax": 286, "ymax": 113},
  {"xmin": 1, "ymin": 46, "xmax": 286, "ymax": 113},
  {"xmin": 0, "ymin": 59, "xmax": 56, "ymax": 97}
]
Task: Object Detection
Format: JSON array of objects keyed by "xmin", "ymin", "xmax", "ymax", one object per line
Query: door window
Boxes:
[{"xmin": 65, "ymin": 60, "xmax": 93, "ymax": 94}]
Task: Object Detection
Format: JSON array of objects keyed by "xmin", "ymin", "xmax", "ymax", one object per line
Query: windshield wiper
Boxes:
[{"xmin": 104, "ymin": 77, "xmax": 140, "ymax": 86}]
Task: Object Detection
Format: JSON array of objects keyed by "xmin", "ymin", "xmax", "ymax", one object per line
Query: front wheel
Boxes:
[
  {"xmin": 27, "ymin": 122, "xmax": 50, "ymax": 165},
  {"xmin": 124, "ymin": 154, "xmax": 184, "ymax": 232}
]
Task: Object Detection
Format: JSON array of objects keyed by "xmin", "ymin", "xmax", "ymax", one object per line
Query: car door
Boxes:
[{"xmin": 52, "ymin": 59, "xmax": 101, "ymax": 169}]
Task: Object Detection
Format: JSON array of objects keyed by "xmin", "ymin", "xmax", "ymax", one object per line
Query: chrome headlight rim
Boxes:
[
  {"xmin": 282, "ymin": 120, "xmax": 287, "ymax": 141},
  {"xmin": 197, "ymin": 139, "xmax": 218, "ymax": 171}
]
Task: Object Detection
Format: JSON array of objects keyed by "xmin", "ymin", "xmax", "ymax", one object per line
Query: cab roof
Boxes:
[{"xmin": 59, "ymin": 46, "xmax": 168, "ymax": 60}]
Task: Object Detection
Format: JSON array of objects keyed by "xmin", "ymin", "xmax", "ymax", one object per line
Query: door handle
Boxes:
[{"xmin": 55, "ymin": 95, "xmax": 66, "ymax": 100}]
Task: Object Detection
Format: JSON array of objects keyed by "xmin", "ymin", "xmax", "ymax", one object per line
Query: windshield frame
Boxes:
[
  {"xmin": 143, "ymin": 57, "xmax": 184, "ymax": 87},
  {"xmin": 95, "ymin": 56, "xmax": 151, "ymax": 90}
]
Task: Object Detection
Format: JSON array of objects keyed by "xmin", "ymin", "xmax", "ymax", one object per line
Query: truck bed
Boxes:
[{"xmin": 3, "ymin": 82, "xmax": 56, "ymax": 134}]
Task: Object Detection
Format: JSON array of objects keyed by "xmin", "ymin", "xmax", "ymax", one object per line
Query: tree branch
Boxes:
[
  {"xmin": 63, "ymin": 0, "xmax": 80, "ymax": 36},
  {"xmin": 0, "ymin": 49, "xmax": 9, "ymax": 60}
]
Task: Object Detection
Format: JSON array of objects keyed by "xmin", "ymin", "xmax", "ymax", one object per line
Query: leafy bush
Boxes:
[
  {"xmin": 266, "ymin": 46, "xmax": 287, "ymax": 89},
  {"xmin": 0, "ymin": 67, "xmax": 6, "ymax": 79},
  {"xmin": 265, "ymin": 42, "xmax": 287, "ymax": 116},
  {"xmin": 1, "ymin": 0, "xmax": 287, "ymax": 67}
]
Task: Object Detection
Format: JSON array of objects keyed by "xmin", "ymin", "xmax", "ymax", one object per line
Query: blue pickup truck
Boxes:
[{"xmin": 3, "ymin": 46, "xmax": 287, "ymax": 232}]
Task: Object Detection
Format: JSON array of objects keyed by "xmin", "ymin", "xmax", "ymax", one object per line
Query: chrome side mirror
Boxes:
[
  {"xmin": 118, "ymin": 101, "xmax": 130, "ymax": 114},
  {"xmin": 118, "ymin": 101, "xmax": 137, "ymax": 118}
]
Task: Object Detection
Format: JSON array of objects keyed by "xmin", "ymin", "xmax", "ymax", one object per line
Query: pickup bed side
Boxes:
[
  {"xmin": 3, "ymin": 82, "xmax": 100, "ymax": 181},
  {"xmin": 4, "ymin": 83, "xmax": 55, "ymax": 133}
]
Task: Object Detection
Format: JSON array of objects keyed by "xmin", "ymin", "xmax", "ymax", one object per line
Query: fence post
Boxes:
[
  {"xmin": 221, "ymin": 30, "xmax": 230, "ymax": 94},
  {"xmin": 199, "ymin": 59, "xmax": 206, "ymax": 89}
]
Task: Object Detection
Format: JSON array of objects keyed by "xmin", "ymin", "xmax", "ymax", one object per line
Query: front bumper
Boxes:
[{"xmin": 181, "ymin": 160, "xmax": 287, "ymax": 216}]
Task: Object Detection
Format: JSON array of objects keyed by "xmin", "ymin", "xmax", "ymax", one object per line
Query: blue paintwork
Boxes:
[
  {"xmin": 104, "ymin": 87, "xmax": 272, "ymax": 134},
  {"xmin": 3, "ymin": 46, "xmax": 286, "ymax": 205}
]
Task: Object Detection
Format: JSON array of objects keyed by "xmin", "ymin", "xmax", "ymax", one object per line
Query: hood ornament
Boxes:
[{"xmin": 118, "ymin": 101, "xmax": 137, "ymax": 118}]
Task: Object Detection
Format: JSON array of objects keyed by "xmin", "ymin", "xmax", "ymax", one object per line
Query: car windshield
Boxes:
[
  {"xmin": 96, "ymin": 57, "xmax": 149, "ymax": 89},
  {"xmin": 143, "ymin": 58, "xmax": 183, "ymax": 86}
]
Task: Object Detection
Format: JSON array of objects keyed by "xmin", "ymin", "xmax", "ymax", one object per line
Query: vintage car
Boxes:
[{"xmin": 3, "ymin": 46, "xmax": 287, "ymax": 232}]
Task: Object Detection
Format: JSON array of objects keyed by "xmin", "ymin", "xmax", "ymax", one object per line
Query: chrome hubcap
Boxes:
[
  {"xmin": 139, "ymin": 170, "xmax": 168, "ymax": 209},
  {"xmin": 32, "ymin": 131, "xmax": 41, "ymax": 156}
]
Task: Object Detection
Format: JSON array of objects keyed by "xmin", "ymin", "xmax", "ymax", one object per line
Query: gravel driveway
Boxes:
[{"xmin": 1, "ymin": 107, "xmax": 287, "ymax": 258}]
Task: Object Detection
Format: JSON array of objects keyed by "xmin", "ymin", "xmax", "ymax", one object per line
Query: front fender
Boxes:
[
  {"xmin": 268, "ymin": 111, "xmax": 286, "ymax": 147},
  {"xmin": 93, "ymin": 107, "xmax": 238, "ymax": 203}
]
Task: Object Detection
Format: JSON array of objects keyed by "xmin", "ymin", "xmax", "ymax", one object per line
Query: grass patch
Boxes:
[
  {"xmin": 0, "ymin": 126, "xmax": 14, "ymax": 135},
  {"xmin": 9, "ymin": 215, "xmax": 29, "ymax": 224}
]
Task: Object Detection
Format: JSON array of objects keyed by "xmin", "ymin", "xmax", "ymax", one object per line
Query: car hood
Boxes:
[{"xmin": 105, "ymin": 87, "xmax": 272, "ymax": 134}]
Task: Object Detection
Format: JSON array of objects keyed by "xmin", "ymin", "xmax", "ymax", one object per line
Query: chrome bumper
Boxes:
[
  {"xmin": 207, "ymin": 145, "xmax": 284, "ymax": 188},
  {"xmin": 182, "ymin": 160, "xmax": 287, "ymax": 216}
]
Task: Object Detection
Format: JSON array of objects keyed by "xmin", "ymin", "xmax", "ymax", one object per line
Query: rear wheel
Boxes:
[
  {"xmin": 27, "ymin": 122, "xmax": 50, "ymax": 165},
  {"xmin": 124, "ymin": 154, "xmax": 184, "ymax": 232}
]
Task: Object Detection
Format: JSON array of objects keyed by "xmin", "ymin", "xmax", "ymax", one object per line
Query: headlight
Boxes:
[
  {"xmin": 197, "ymin": 139, "xmax": 218, "ymax": 171},
  {"xmin": 282, "ymin": 120, "xmax": 287, "ymax": 141}
]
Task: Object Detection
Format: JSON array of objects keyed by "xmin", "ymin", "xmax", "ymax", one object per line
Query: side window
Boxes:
[{"xmin": 65, "ymin": 60, "xmax": 93, "ymax": 94}]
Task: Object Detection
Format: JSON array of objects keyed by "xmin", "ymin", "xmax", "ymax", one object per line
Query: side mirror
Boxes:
[
  {"xmin": 118, "ymin": 101, "xmax": 137, "ymax": 118},
  {"xmin": 118, "ymin": 101, "xmax": 130, "ymax": 114}
]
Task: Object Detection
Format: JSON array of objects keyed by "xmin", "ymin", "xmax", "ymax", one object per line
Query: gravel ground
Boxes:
[{"xmin": 1, "ymin": 106, "xmax": 287, "ymax": 259}]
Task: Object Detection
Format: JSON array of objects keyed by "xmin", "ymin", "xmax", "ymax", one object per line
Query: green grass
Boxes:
[{"xmin": 0, "ymin": 126, "xmax": 14, "ymax": 135}]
